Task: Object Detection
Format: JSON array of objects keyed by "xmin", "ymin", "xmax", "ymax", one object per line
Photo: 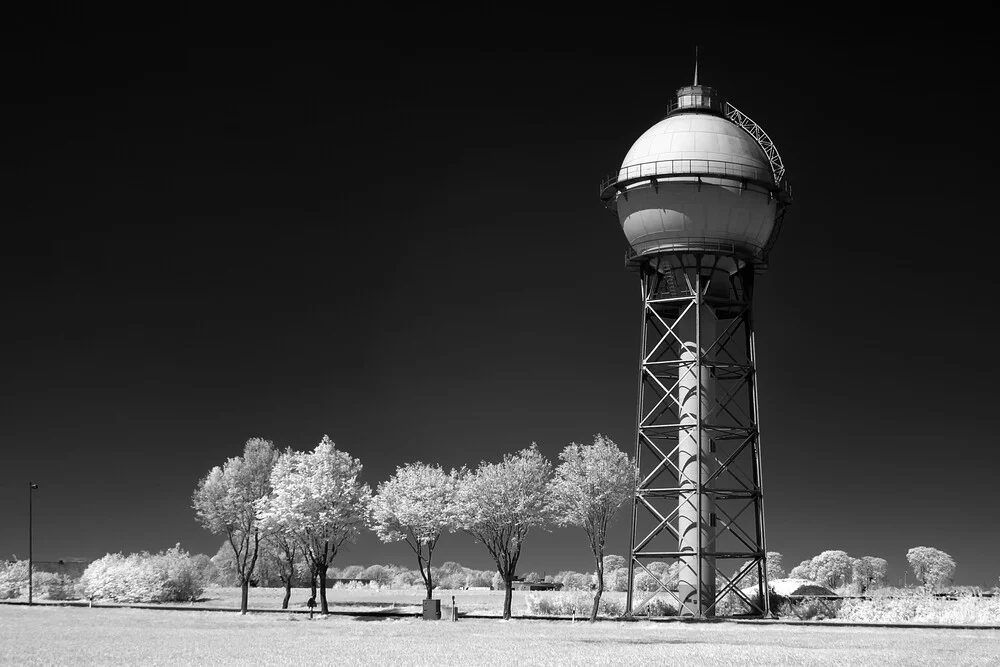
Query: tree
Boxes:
[
  {"xmin": 907, "ymin": 546, "xmax": 956, "ymax": 589},
  {"xmin": 789, "ymin": 558, "xmax": 816, "ymax": 581},
  {"xmin": 853, "ymin": 556, "xmax": 888, "ymax": 594},
  {"xmin": 603, "ymin": 554, "xmax": 626, "ymax": 573},
  {"xmin": 361, "ymin": 565, "xmax": 392, "ymax": 587},
  {"xmin": 210, "ymin": 541, "xmax": 239, "ymax": 587},
  {"xmin": 192, "ymin": 437, "xmax": 276, "ymax": 614},
  {"xmin": 788, "ymin": 551, "xmax": 853, "ymax": 589},
  {"xmin": 456, "ymin": 444, "xmax": 552, "ymax": 620},
  {"xmin": 256, "ymin": 436, "xmax": 371, "ymax": 614},
  {"xmin": 260, "ymin": 532, "xmax": 301, "ymax": 609},
  {"xmin": 739, "ymin": 551, "xmax": 786, "ymax": 588},
  {"xmin": 610, "ymin": 567, "xmax": 630, "ymax": 592},
  {"xmin": 188, "ymin": 553, "xmax": 218, "ymax": 588},
  {"xmin": 766, "ymin": 552, "xmax": 787, "ymax": 582},
  {"xmin": 339, "ymin": 565, "xmax": 364, "ymax": 580},
  {"xmin": 809, "ymin": 550, "xmax": 854, "ymax": 589},
  {"xmin": 598, "ymin": 556, "xmax": 630, "ymax": 592},
  {"xmin": 369, "ymin": 463, "xmax": 461, "ymax": 600},
  {"xmin": 547, "ymin": 435, "xmax": 633, "ymax": 621}
]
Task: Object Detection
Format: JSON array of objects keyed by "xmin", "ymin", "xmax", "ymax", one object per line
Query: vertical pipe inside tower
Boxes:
[{"xmin": 676, "ymin": 295, "xmax": 716, "ymax": 614}]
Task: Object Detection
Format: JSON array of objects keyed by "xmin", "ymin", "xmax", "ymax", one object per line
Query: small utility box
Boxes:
[{"xmin": 422, "ymin": 599, "xmax": 441, "ymax": 620}]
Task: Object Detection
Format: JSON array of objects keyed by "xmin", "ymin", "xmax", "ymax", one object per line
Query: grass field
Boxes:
[{"xmin": 2, "ymin": 605, "xmax": 998, "ymax": 666}]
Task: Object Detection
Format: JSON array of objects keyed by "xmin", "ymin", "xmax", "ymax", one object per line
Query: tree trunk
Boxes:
[
  {"xmin": 319, "ymin": 567, "xmax": 329, "ymax": 614},
  {"xmin": 240, "ymin": 580, "xmax": 249, "ymax": 615},
  {"xmin": 310, "ymin": 571, "xmax": 317, "ymax": 601},
  {"xmin": 282, "ymin": 578, "xmax": 292, "ymax": 610},
  {"xmin": 503, "ymin": 575, "xmax": 513, "ymax": 620},
  {"xmin": 424, "ymin": 549, "xmax": 434, "ymax": 601},
  {"xmin": 591, "ymin": 564, "xmax": 604, "ymax": 622}
]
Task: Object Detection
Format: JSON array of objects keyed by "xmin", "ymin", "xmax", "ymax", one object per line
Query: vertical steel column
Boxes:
[
  {"xmin": 28, "ymin": 482, "xmax": 33, "ymax": 606},
  {"xmin": 625, "ymin": 275, "xmax": 649, "ymax": 615},
  {"xmin": 748, "ymin": 319, "xmax": 770, "ymax": 617},
  {"xmin": 695, "ymin": 268, "xmax": 703, "ymax": 619}
]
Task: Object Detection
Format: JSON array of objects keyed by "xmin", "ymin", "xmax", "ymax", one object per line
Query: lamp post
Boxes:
[{"xmin": 28, "ymin": 482, "xmax": 38, "ymax": 605}]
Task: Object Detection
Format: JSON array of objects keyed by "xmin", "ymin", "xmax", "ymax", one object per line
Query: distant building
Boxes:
[
  {"xmin": 508, "ymin": 576, "xmax": 563, "ymax": 592},
  {"xmin": 31, "ymin": 559, "xmax": 91, "ymax": 578}
]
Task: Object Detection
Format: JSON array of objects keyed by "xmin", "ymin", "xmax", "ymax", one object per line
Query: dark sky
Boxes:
[{"xmin": 2, "ymin": 17, "xmax": 997, "ymax": 586}]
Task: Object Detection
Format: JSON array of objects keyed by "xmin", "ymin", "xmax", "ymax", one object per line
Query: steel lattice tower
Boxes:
[{"xmin": 601, "ymin": 74, "xmax": 791, "ymax": 618}]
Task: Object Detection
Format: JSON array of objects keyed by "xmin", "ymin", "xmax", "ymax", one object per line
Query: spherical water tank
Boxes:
[{"xmin": 603, "ymin": 85, "xmax": 789, "ymax": 265}]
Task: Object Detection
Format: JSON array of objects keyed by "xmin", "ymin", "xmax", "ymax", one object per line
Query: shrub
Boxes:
[
  {"xmin": 391, "ymin": 571, "xmax": 421, "ymax": 589},
  {"xmin": 629, "ymin": 596, "xmax": 677, "ymax": 617},
  {"xmin": 526, "ymin": 592, "xmax": 676, "ymax": 617},
  {"xmin": 776, "ymin": 596, "xmax": 842, "ymax": 620},
  {"xmin": 465, "ymin": 570, "xmax": 493, "ymax": 588},
  {"xmin": 152, "ymin": 545, "xmax": 205, "ymax": 602},
  {"xmin": 556, "ymin": 572, "xmax": 592, "ymax": 591},
  {"xmin": 838, "ymin": 589, "xmax": 1000, "ymax": 625},
  {"xmin": 81, "ymin": 553, "xmax": 162, "ymax": 602},
  {"xmin": 436, "ymin": 572, "xmax": 464, "ymax": 589},
  {"xmin": 80, "ymin": 544, "xmax": 204, "ymax": 603},
  {"xmin": 526, "ymin": 592, "xmax": 616, "ymax": 616},
  {"xmin": 715, "ymin": 586, "xmax": 785, "ymax": 616},
  {"xmin": 0, "ymin": 560, "xmax": 28, "ymax": 599},
  {"xmin": 32, "ymin": 571, "xmax": 78, "ymax": 601}
]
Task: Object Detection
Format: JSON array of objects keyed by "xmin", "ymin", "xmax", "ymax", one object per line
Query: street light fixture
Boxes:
[{"xmin": 29, "ymin": 482, "xmax": 38, "ymax": 605}]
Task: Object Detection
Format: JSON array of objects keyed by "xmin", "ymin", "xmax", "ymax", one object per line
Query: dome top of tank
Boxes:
[{"xmin": 620, "ymin": 112, "xmax": 773, "ymax": 185}]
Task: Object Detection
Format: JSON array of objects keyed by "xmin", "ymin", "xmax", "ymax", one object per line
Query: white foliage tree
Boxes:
[
  {"xmin": 456, "ymin": 443, "xmax": 553, "ymax": 620},
  {"xmin": 192, "ymin": 437, "xmax": 276, "ymax": 614},
  {"xmin": 738, "ymin": 551, "xmax": 787, "ymax": 587},
  {"xmin": 546, "ymin": 435, "xmax": 633, "ymax": 621},
  {"xmin": 853, "ymin": 556, "xmax": 888, "ymax": 594},
  {"xmin": 370, "ymin": 463, "xmax": 462, "ymax": 600},
  {"xmin": 789, "ymin": 550, "xmax": 854, "ymax": 589},
  {"xmin": 789, "ymin": 558, "xmax": 816, "ymax": 581},
  {"xmin": 257, "ymin": 436, "xmax": 371, "ymax": 614},
  {"xmin": 811, "ymin": 550, "xmax": 854, "ymax": 589},
  {"xmin": 907, "ymin": 546, "xmax": 956, "ymax": 590}
]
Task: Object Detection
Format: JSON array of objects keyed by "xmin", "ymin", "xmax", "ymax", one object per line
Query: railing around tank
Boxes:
[
  {"xmin": 599, "ymin": 158, "xmax": 791, "ymax": 201},
  {"xmin": 624, "ymin": 237, "xmax": 767, "ymax": 264}
]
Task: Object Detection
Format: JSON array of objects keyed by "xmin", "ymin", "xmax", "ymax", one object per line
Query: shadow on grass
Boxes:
[{"xmin": 349, "ymin": 614, "xmax": 418, "ymax": 622}]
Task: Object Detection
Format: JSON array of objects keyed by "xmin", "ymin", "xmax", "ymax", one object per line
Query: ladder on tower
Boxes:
[{"xmin": 725, "ymin": 103, "xmax": 786, "ymax": 185}]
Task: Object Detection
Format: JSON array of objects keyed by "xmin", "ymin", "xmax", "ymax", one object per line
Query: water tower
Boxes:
[{"xmin": 601, "ymin": 65, "xmax": 791, "ymax": 618}]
